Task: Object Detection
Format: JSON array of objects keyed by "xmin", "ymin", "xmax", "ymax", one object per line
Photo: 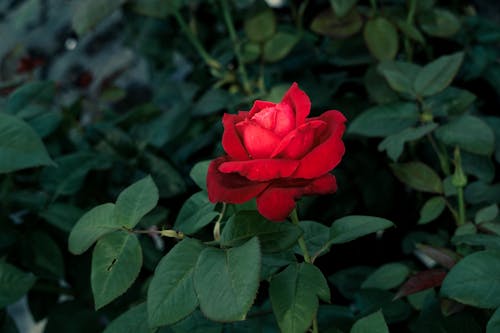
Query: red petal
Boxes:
[
  {"xmin": 303, "ymin": 173, "xmax": 338, "ymax": 194},
  {"xmin": 251, "ymin": 103, "xmax": 296, "ymax": 137},
  {"xmin": 236, "ymin": 121, "xmax": 281, "ymax": 158},
  {"xmin": 281, "ymin": 82, "xmax": 311, "ymax": 127},
  {"xmin": 293, "ymin": 110, "xmax": 346, "ymax": 179},
  {"xmin": 272, "ymin": 120, "xmax": 327, "ymax": 159},
  {"xmin": 256, "ymin": 187, "xmax": 298, "ymax": 222},
  {"xmin": 255, "ymin": 174, "xmax": 337, "ymax": 221},
  {"xmin": 248, "ymin": 100, "xmax": 276, "ymax": 117},
  {"xmin": 222, "ymin": 113, "xmax": 249, "ymax": 160},
  {"xmin": 219, "ymin": 159, "xmax": 299, "ymax": 181},
  {"xmin": 207, "ymin": 157, "xmax": 269, "ymax": 204}
]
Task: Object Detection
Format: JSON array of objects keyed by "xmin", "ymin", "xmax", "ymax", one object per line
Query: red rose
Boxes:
[{"xmin": 207, "ymin": 83, "xmax": 346, "ymax": 221}]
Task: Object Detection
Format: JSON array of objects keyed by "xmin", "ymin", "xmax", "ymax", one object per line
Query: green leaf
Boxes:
[
  {"xmin": 103, "ymin": 303, "xmax": 153, "ymax": 333},
  {"xmin": 377, "ymin": 61, "xmax": 421, "ymax": 96},
  {"xmin": 361, "ymin": 263, "xmax": 410, "ymax": 290},
  {"xmin": 465, "ymin": 181, "xmax": 500, "ymax": 205},
  {"xmin": 396, "ymin": 20, "xmax": 425, "ymax": 44},
  {"xmin": 221, "ymin": 211, "xmax": 302, "ymax": 253},
  {"xmin": 425, "ymin": 87, "xmax": 476, "ymax": 116},
  {"xmin": 91, "ymin": 231, "xmax": 142, "ymax": 309},
  {"xmin": 350, "ymin": 310, "xmax": 389, "ymax": 333},
  {"xmin": 0, "ymin": 112, "xmax": 54, "ymax": 173},
  {"xmin": 194, "ymin": 237, "xmax": 261, "ymax": 322},
  {"xmin": 41, "ymin": 152, "xmax": 111, "ymax": 198},
  {"xmin": 378, "ymin": 123, "xmax": 438, "ymax": 161},
  {"xmin": 390, "ymin": 162, "xmax": 443, "ymax": 193},
  {"xmin": 414, "ymin": 52, "xmax": 464, "ymax": 97},
  {"xmin": 329, "ymin": 216, "xmax": 394, "ymax": 245},
  {"xmin": 363, "ymin": 17, "xmax": 399, "ymax": 61},
  {"xmin": 452, "ymin": 234, "xmax": 500, "ymax": 251},
  {"xmin": 435, "ymin": 115, "xmax": 495, "ymax": 156},
  {"xmin": 0, "ymin": 261, "xmax": 36, "ymax": 308},
  {"xmin": 475, "ymin": 204, "xmax": 499, "ymax": 224},
  {"xmin": 348, "ymin": 102, "xmax": 419, "ymax": 137},
  {"xmin": 364, "ymin": 66, "xmax": 399, "ymax": 104},
  {"xmin": 441, "ymin": 250, "xmax": 500, "ymax": 308},
  {"xmin": 29, "ymin": 231, "xmax": 65, "ymax": 279},
  {"xmin": 39, "ymin": 203, "xmax": 84, "ymax": 233},
  {"xmin": 72, "ymin": 0, "xmax": 127, "ymax": 36},
  {"xmin": 128, "ymin": 0, "xmax": 182, "ymax": 18},
  {"xmin": 190, "ymin": 160, "xmax": 211, "ymax": 191},
  {"xmin": 115, "ymin": 176, "xmax": 159, "ymax": 228},
  {"xmin": 141, "ymin": 152, "xmax": 186, "ymax": 198},
  {"xmin": 174, "ymin": 192, "xmax": 218, "ymax": 235},
  {"xmin": 487, "ymin": 307, "xmax": 500, "ymax": 333},
  {"xmin": 418, "ymin": 196, "xmax": 446, "ymax": 224},
  {"xmin": 68, "ymin": 203, "xmax": 118, "ymax": 255},
  {"xmin": 329, "ymin": 0, "xmax": 358, "ymax": 18},
  {"xmin": 329, "ymin": 266, "xmax": 374, "ymax": 300},
  {"xmin": 192, "ymin": 89, "xmax": 232, "ymax": 116},
  {"xmin": 310, "ymin": 8, "xmax": 362, "ymax": 38},
  {"xmin": 270, "ymin": 262, "xmax": 330, "ymax": 333},
  {"xmin": 418, "ymin": 8, "xmax": 460, "ymax": 38},
  {"xmin": 147, "ymin": 238, "xmax": 204, "ymax": 327},
  {"xmin": 296, "ymin": 221, "xmax": 330, "ymax": 258},
  {"xmin": 244, "ymin": 9, "xmax": 276, "ymax": 42},
  {"xmin": 6, "ymin": 81, "xmax": 55, "ymax": 115},
  {"xmin": 263, "ymin": 32, "xmax": 299, "ymax": 63}
]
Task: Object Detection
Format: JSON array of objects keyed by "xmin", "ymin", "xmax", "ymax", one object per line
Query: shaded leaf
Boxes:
[
  {"xmin": 263, "ymin": 32, "xmax": 299, "ymax": 63},
  {"xmin": 190, "ymin": 160, "xmax": 210, "ymax": 191},
  {"xmin": 244, "ymin": 9, "xmax": 276, "ymax": 42},
  {"xmin": 418, "ymin": 8, "xmax": 460, "ymax": 38},
  {"xmin": 329, "ymin": 0, "xmax": 358, "ymax": 18},
  {"xmin": 414, "ymin": 52, "xmax": 464, "ymax": 97},
  {"xmin": 415, "ymin": 244, "xmax": 459, "ymax": 269},
  {"xmin": 0, "ymin": 113, "xmax": 54, "ymax": 173},
  {"xmin": 361, "ymin": 263, "xmax": 410, "ymax": 290},
  {"xmin": 364, "ymin": 17, "xmax": 399, "ymax": 61},
  {"xmin": 104, "ymin": 303, "xmax": 153, "ymax": 333},
  {"xmin": 329, "ymin": 215, "xmax": 394, "ymax": 245},
  {"xmin": 441, "ymin": 250, "xmax": 500, "ymax": 308},
  {"xmin": 311, "ymin": 8, "xmax": 362, "ymax": 38},
  {"xmin": 379, "ymin": 123, "xmax": 438, "ymax": 161},
  {"xmin": 73, "ymin": 0, "xmax": 126, "ymax": 36},
  {"xmin": 174, "ymin": 192, "xmax": 218, "ymax": 235},
  {"xmin": 221, "ymin": 211, "xmax": 302, "ymax": 253},
  {"xmin": 348, "ymin": 102, "xmax": 419, "ymax": 137},
  {"xmin": 435, "ymin": 115, "xmax": 495, "ymax": 156},
  {"xmin": 0, "ymin": 261, "xmax": 36, "ymax": 308},
  {"xmin": 377, "ymin": 61, "xmax": 421, "ymax": 96},
  {"xmin": 418, "ymin": 196, "xmax": 446, "ymax": 225},
  {"xmin": 350, "ymin": 310, "xmax": 389, "ymax": 333},
  {"xmin": 390, "ymin": 162, "xmax": 443, "ymax": 193},
  {"xmin": 270, "ymin": 263, "xmax": 330, "ymax": 333}
]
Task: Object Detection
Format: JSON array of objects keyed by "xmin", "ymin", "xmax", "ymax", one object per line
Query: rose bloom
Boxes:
[{"xmin": 207, "ymin": 83, "xmax": 346, "ymax": 221}]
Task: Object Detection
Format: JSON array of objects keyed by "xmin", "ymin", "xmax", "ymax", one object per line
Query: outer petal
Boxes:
[
  {"xmin": 236, "ymin": 120, "xmax": 281, "ymax": 159},
  {"xmin": 219, "ymin": 159, "xmax": 299, "ymax": 181},
  {"xmin": 293, "ymin": 110, "xmax": 346, "ymax": 179},
  {"xmin": 207, "ymin": 157, "xmax": 269, "ymax": 204},
  {"xmin": 256, "ymin": 187, "xmax": 298, "ymax": 222},
  {"xmin": 271, "ymin": 120, "xmax": 327, "ymax": 159},
  {"xmin": 280, "ymin": 82, "xmax": 311, "ymax": 127},
  {"xmin": 222, "ymin": 113, "xmax": 249, "ymax": 160},
  {"xmin": 256, "ymin": 174, "xmax": 338, "ymax": 221}
]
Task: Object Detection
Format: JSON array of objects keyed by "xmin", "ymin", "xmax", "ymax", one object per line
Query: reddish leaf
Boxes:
[
  {"xmin": 440, "ymin": 298, "xmax": 465, "ymax": 316},
  {"xmin": 394, "ymin": 269, "xmax": 447, "ymax": 299},
  {"xmin": 416, "ymin": 243, "xmax": 460, "ymax": 269}
]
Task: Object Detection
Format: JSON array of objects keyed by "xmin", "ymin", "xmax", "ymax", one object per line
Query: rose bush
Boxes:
[{"xmin": 207, "ymin": 83, "xmax": 346, "ymax": 221}]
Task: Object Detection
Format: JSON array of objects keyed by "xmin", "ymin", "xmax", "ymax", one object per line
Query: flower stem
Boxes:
[
  {"xmin": 213, "ymin": 203, "xmax": 227, "ymax": 241},
  {"xmin": 290, "ymin": 209, "xmax": 318, "ymax": 333},
  {"xmin": 456, "ymin": 187, "xmax": 466, "ymax": 226},
  {"xmin": 290, "ymin": 209, "xmax": 311, "ymax": 263},
  {"xmin": 220, "ymin": 0, "xmax": 252, "ymax": 95},
  {"xmin": 172, "ymin": 9, "xmax": 221, "ymax": 71}
]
